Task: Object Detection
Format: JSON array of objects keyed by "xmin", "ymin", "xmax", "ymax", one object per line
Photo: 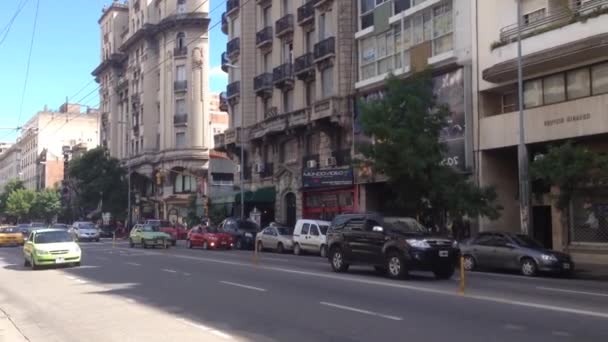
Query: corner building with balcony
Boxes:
[
  {"xmin": 93, "ymin": 0, "xmax": 212, "ymax": 224},
  {"xmin": 353, "ymin": 0, "xmax": 475, "ymax": 215},
  {"xmin": 216, "ymin": 0, "xmax": 357, "ymax": 227},
  {"xmin": 474, "ymin": 0, "xmax": 608, "ymax": 263}
]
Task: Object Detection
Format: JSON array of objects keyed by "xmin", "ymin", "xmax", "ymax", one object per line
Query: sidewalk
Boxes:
[
  {"xmin": 575, "ymin": 263, "xmax": 608, "ymax": 281},
  {"xmin": 0, "ymin": 309, "xmax": 28, "ymax": 342}
]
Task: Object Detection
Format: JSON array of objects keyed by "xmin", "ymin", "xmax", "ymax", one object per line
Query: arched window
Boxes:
[{"xmin": 176, "ymin": 32, "xmax": 185, "ymax": 49}]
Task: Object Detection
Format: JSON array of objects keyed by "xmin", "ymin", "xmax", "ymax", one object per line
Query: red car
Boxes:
[
  {"xmin": 187, "ymin": 226, "xmax": 233, "ymax": 250},
  {"xmin": 144, "ymin": 220, "xmax": 181, "ymax": 246}
]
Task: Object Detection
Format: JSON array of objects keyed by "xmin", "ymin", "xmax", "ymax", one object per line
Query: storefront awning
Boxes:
[{"xmin": 235, "ymin": 187, "xmax": 276, "ymax": 204}]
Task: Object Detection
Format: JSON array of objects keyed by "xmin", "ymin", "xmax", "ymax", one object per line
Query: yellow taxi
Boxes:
[{"xmin": 0, "ymin": 226, "xmax": 25, "ymax": 246}]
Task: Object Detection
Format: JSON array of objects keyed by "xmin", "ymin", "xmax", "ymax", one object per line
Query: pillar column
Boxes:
[{"xmin": 191, "ymin": 47, "xmax": 204, "ymax": 148}]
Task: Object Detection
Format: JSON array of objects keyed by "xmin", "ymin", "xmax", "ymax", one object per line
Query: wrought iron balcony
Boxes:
[
  {"xmin": 314, "ymin": 36, "xmax": 335, "ymax": 62},
  {"xmin": 273, "ymin": 63, "xmax": 294, "ymax": 89},
  {"xmin": 264, "ymin": 106, "xmax": 279, "ymax": 119},
  {"xmin": 227, "ymin": 37, "xmax": 240, "ymax": 59},
  {"xmin": 256, "ymin": 26, "xmax": 273, "ymax": 48},
  {"xmin": 221, "ymin": 12, "xmax": 228, "ymax": 34},
  {"xmin": 173, "ymin": 114, "xmax": 188, "ymax": 125},
  {"xmin": 174, "ymin": 46, "xmax": 187, "ymax": 57},
  {"xmin": 294, "ymin": 53, "xmax": 315, "ymax": 81},
  {"xmin": 260, "ymin": 163, "xmax": 274, "ymax": 178},
  {"xmin": 219, "ymin": 92, "xmax": 228, "ymax": 111},
  {"xmin": 297, "ymin": 1, "xmax": 315, "ymax": 25},
  {"xmin": 227, "ymin": 81, "xmax": 241, "ymax": 99},
  {"xmin": 275, "ymin": 14, "xmax": 294, "ymax": 38},
  {"xmin": 174, "ymin": 80, "xmax": 187, "ymax": 92},
  {"xmin": 226, "ymin": 0, "xmax": 240, "ymax": 17},
  {"xmin": 221, "ymin": 52, "xmax": 229, "ymax": 72},
  {"xmin": 254, "ymin": 73, "xmax": 273, "ymax": 97}
]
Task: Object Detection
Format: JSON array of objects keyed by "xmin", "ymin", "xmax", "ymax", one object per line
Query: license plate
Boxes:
[
  {"xmin": 221, "ymin": 241, "xmax": 227, "ymax": 245},
  {"xmin": 55, "ymin": 258, "xmax": 65, "ymax": 264},
  {"xmin": 439, "ymin": 250, "xmax": 449, "ymax": 257},
  {"xmin": 563, "ymin": 263, "xmax": 571, "ymax": 270}
]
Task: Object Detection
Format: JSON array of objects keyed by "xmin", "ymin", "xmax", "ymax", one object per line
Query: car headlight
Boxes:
[
  {"xmin": 541, "ymin": 254, "xmax": 557, "ymax": 262},
  {"xmin": 35, "ymin": 249, "xmax": 49, "ymax": 255},
  {"xmin": 406, "ymin": 239, "xmax": 431, "ymax": 249},
  {"xmin": 72, "ymin": 246, "xmax": 81, "ymax": 253}
]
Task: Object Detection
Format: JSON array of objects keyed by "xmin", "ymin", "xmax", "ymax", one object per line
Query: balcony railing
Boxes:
[
  {"xmin": 297, "ymin": 1, "xmax": 315, "ymax": 25},
  {"xmin": 219, "ymin": 92, "xmax": 228, "ymax": 111},
  {"xmin": 264, "ymin": 106, "xmax": 279, "ymax": 119},
  {"xmin": 174, "ymin": 46, "xmax": 188, "ymax": 57},
  {"xmin": 294, "ymin": 52, "xmax": 315, "ymax": 80},
  {"xmin": 260, "ymin": 163, "xmax": 274, "ymax": 178},
  {"xmin": 256, "ymin": 26, "xmax": 273, "ymax": 48},
  {"xmin": 174, "ymin": 80, "xmax": 187, "ymax": 92},
  {"xmin": 173, "ymin": 114, "xmax": 188, "ymax": 125},
  {"xmin": 226, "ymin": 0, "xmax": 240, "ymax": 16},
  {"xmin": 273, "ymin": 63, "xmax": 294, "ymax": 89},
  {"xmin": 221, "ymin": 52, "xmax": 229, "ymax": 72},
  {"xmin": 314, "ymin": 36, "xmax": 335, "ymax": 61},
  {"xmin": 227, "ymin": 37, "xmax": 240, "ymax": 59},
  {"xmin": 221, "ymin": 12, "xmax": 228, "ymax": 34},
  {"xmin": 227, "ymin": 81, "xmax": 241, "ymax": 99},
  {"xmin": 275, "ymin": 14, "xmax": 294, "ymax": 37},
  {"xmin": 498, "ymin": 0, "xmax": 608, "ymax": 44},
  {"xmin": 254, "ymin": 73, "xmax": 273, "ymax": 97}
]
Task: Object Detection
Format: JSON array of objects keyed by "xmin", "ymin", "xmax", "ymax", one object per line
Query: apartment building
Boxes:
[
  {"xmin": 0, "ymin": 145, "xmax": 21, "ymax": 190},
  {"xmin": 215, "ymin": 0, "xmax": 357, "ymax": 226},
  {"xmin": 209, "ymin": 93, "xmax": 229, "ymax": 148},
  {"xmin": 16, "ymin": 104, "xmax": 100, "ymax": 191},
  {"xmin": 93, "ymin": 0, "xmax": 212, "ymax": 223},
  {"xmin": 474, "ymin": 0, "xmax": 608, "ymax": 262},
  {"xmin": 353, "ymin": 0, "xmax": 474, "ymax": 213}
]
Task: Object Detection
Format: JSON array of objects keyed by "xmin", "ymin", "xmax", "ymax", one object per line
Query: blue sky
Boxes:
[{"xmin": 0, "ymin": 0, "xmax": 228, "ymax": 142}]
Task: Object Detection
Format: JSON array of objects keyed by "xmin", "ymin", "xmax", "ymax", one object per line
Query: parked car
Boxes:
[
  {"xmin": 0, "ymin": 226, "xmax": 24, "ymax": 246},
  {"xmin": 129, "ymin": 224, "xmax": 172, "ymax": 249},
  {"xmin": 256, "ymin": 226, "xmax": 294, "ymax": 253},
  {"xmin": 23, "ymin": 229, "xmax": 81, "ymax": 269},
  {"xmin": 187, "ymin": 226, "xmax": 233, "ymax": 250},
  {"xmin": 459, "ymin": 232, "xmax": 574, "ymax": 277},
  {"xmin": 99, "ymin": 225, "xmax": 115, "ymax": 238},
  {"xmin": 50, "ymin": 223, "xmax": 69, "ymax": 230},
  {"xmin": 326, "ymin": 213, "xmax": 459, "ymax": 280},
  {"xmin": 218, "ymin": 218, "xmax": 260, "ymax": 250},
  {"xmin": 16, "ymin": 224, "xmax": 33, "ymax": 240},
  {"xmin": 144, "ymin": 220, "xmax": 182, "ymax": 245},
  {"xmin": 292, "ymin": 219, "xmax": 330, "ymax": 257},
  {"xmin": 70, "ymin": 221, "xmax": 100, "ymax": 242}
]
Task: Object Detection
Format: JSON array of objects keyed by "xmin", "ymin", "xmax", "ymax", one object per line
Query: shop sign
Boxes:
[{"xmin": 302, "ymin": 167, "xmax": 354, "ymax": 188}]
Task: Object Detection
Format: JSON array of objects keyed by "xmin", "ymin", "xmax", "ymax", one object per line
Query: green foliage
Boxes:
[
  {"xmin": 5, "ymin": 189, "xmax": 36, "ymax": 222},
  {"xmin": 185, "ymin": 195, "xmax": 200, "ymax": 227},
  {"xmin": 0, "ymin": 179, "xmax": 25, "ymax": 220},
  {"xmin": 358, "ymin": 71, "xmax": 502, "ymax": 221},
  {"xmin": 31, "ymin": 189, "xmax": 62, "ymax": 223},
  {"xmin": 67, "ymin": 147, "xmax": 128, "ymax": 219},
  {"xmin": 531, "ymin": 141, "xmax": 608, "ymax": 211}
]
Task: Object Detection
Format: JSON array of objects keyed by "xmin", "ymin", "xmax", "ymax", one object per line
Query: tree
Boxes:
[
  {"xmin": 531, "ymin": 141, "xmax": 608, "ymax": 234},
  {"xmin": 0, "ymin": 179, "xmax": 25, "ymax": 221},
  {"xmin": 31, "ymin": 189, "xmax": 61, "ymax": 223},
  {"xmin": 5, "ymin": 189, "xmax": 36, "ymax": 223},
  {"xmin": 67, "ymin": 147, "xmax": 128, "ymax": 220},
  {"xmin": 358, "ymin": 72, "xmax": 501, "ymax": 223}
]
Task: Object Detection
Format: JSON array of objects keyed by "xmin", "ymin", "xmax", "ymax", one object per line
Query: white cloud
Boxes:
[{"xmin": 209, "ymin": 65, "xmax": 227, "ymax": 78}]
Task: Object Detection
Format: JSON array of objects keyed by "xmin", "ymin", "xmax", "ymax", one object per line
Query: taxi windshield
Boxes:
[{"xmin": 34, "ymin": 231, "xmax": 73, "ymax": 244}]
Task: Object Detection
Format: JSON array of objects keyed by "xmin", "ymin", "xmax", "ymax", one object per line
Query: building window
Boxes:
[
  {"xmin": 177, "ymin": 0, "xmax": 186, "ymax": 14},
  {"xmin": 305, "ymin": 30, "xmax": 315, "ymax": 53},
  {"xmin": 174, "ymin": 173, "xmax": 195, "ymax": 194},
  {"xmin": 321, "ymin": 67, "xmax": 333, "ymax": 98},
  {"xmin": 280, "ymin": 139, "xmax": 297, "ymax": 163},
  {"xmin": 282, "ymin": 0, "xmax": 291, "ymax": 15},
  {"xmin": 543, "ymin": 74, "xmax": 565, "ymax": 105},
  {"xmin": 567, "ymin": 69, "xmax": 590, "ymax": 100},
  {"xmin": 262, "ymin": 97, "xmax": 271, "ymax": 113},
  {"xmin": 394, "ymin": 0, "xmax": 411, "ymax": 14},
  {"xmin": 592, "ymin": 62, "xmax": 608, "ymax": 95},
  {"xmin": 176, "ymin": 32, "xmax": 185, "ymax": 49},
  {"xmin": 524, "ymin": 79, "xmax": 543, "ymax": 108},
  {"xmin": 263, "ymin": 52, "xmax": 271, "ymax": 72},
  {"xmin": 432, "ymin": 3, "xmax": 453, "ymax": 55},
  {"xmin": 305, "ymin": 81, "xmax": 315, "ymax": 107},
  {"xmin": 283, "ymin": 41, "xmax": 293, "ymax": 63},
  {"xmin": 176, "ymin": 65, "xmax": 186, "ymax": 81},
  {"xmin": 318, "ymin": 13, "xmax": 332, "ymax": 41},
  {"xmin": 360, "ymin": 0, "xmax": 375, "ymax": 30},
  {"xmin": 282, "ymin": 89, "xmax": 293, "ymax": 112},
  {"xmin": 501, "ymin": 92, "xmax": 518, "ymax": 113},
  {"xmin": 176, "ymin": 98, "xmax": 186, "ymax": 115},
  {"xmin": 523, "ymin": 8, "xmax": 546, "ymax": 25},
  {"xmin": 176, "ymin": 132, "xmax": 186, "ymax": 148},
  {"xmin": 262, "ymin": 5, "xmax": 271, "ymax": 27}
]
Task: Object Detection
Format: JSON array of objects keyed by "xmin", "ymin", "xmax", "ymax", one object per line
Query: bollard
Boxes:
[
  {"xmin": 459, "ymin": 255, "xmax": 465, "ymax": 295},
  {"xmin": 112, "ymin": 232, "xmax": 116, "ymax": 248},
  {"xmin": 253, "ymin": 242, "xmax": 259, "ymax": 266}
]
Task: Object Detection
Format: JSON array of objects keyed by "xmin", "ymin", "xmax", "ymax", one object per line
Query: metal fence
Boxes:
[{"xmin": 570, "ymin": 189, "xmax": 608, "ymax": 243}]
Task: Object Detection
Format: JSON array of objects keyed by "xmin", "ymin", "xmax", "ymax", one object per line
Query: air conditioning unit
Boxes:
[
  {"xmin": 326, "ymin": 157, "xmax": 337, "ymax": 167},
  {"xmin": 306, "ymin": 160, "xmax": 317, "ymax": 169}
]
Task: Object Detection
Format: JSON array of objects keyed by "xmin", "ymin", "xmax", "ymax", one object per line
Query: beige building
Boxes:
[
  {"xmin": 474, "ymin": 0, "xmax": 608, "ymax": 262},
  {"xmin": 16, "ymin": 104, "xmax": 100, "ymax": 191},
  {"xmin": 209, "ymin": 93, "xmax": 229, "ymax": 148},
  {"xmin": 215, "ymin": 0, "xmax": 357, "ymax": 226},
  {"xmin": 93, "ymin": 0, "xmax": 212, "ymax": 223},
  {"xmin": 0, "ymin": 144, "xmax": 22, "ymax": 190}
]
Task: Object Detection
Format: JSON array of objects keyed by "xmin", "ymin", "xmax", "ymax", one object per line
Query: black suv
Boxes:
[
  {"xmin": 218, "ymin": 218, "xmax": 261, "ymax": 250},
  {"xmin": 326, "ymin": 213, "xmax": 459, "ymax": 279}
]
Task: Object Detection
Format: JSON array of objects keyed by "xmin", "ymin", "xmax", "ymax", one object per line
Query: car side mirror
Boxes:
[{"xmin": 372, "ymin": 226, "xmax": 384, "ymax": 233}]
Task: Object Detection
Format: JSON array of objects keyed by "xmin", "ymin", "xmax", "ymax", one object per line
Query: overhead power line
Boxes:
[
  {"xmin": 16, "ymin": 0, "xmax": 40, "ymax": 126},
  {"xmin": 0, "ymin": 0, "xmax": 30, "ymax": 47}
]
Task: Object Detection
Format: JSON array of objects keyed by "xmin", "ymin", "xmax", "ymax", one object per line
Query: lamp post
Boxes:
[
  {"xmin": 516, "ymin": 0, "xmax": 531, "ymax": 236},
  {"xmin": 223, "ymin": 63, "xmax": 244, "ymax": 220}
]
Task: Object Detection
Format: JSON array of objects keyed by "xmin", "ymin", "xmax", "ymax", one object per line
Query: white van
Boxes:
[{"xmin": 292, "ymin": 219, "xmax": 331, "ymax": 257}]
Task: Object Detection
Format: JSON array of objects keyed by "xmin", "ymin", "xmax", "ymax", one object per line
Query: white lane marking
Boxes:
[
  {"xmin": 211, "ymin": 330, "xmax": 232, "ymax": 339},
  {"xmin": 114, "ymin": 246, "xmax": 608, "ymax": 319},
  {"xmin": 320, "ymin": 302, "xmax": 403, "ymax": 321},
  {"xmin": 220, "ymin": 281, "xmax": 267, "ymax": 292},
  {"xmin": 503, "ymin": 324, "xmax": 525, "ymax": 331},
  {"xmin": 161, "ymin": 268, "xmax": 178, "ymax": 273},
  {"xmin": 552, "ymin": 331, "xmax": 572, "ymax": 337},
  {"xmin": 126, "ymin": 262, "xmax": 141, "ymax": 267},
  {"xmin": 537, "ymin": 286, "xmax": 608, "ymax": 298}
]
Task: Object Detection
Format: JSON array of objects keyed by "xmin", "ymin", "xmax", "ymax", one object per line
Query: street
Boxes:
[{"xmin": 1, "ymin": 240, "xmax": 608, "ymax": 342}]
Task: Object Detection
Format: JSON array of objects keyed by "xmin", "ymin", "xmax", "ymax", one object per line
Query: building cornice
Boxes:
[
  {"xmin": 98, "ymin": 3, "xmax": 128, "ymax": 24},
  {"xmin": 91, "ymin": 52, "xmax": 127, "ymax": 76}
]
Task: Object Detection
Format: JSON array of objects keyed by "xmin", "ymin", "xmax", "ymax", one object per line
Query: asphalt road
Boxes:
[{"xmin": 1, "ymin": 240, "xmax": 607, "ymax": 342}]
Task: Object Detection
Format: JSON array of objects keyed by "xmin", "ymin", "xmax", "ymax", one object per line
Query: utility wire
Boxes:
[
  {"xmin": 16, "ymin": 0, "xmax": 40, "ymax": 127},
  {"xmin": 0, "ymin": 0, "xmax": 30, "ymax": 47}
]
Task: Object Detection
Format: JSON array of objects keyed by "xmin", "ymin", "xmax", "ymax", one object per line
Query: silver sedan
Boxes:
[{"xmin": 255, "ymin": 226, "xmax": 294, "ymax": 254}]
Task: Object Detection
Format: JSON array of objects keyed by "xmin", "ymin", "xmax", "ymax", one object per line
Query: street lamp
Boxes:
[{"xmin": 223, "ymin": 63, "xmax": 244, "ymax": 220}]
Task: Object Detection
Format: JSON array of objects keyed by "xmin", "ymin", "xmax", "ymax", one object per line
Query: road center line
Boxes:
[
  {"xmin": 161, "ymin": 268, "xmax": 177, "ymax": 273},
  {"xmin": 220, "ymin": 280, "xmax": 267, "ymax": 292},
  {"xmin": 536, "ymin": 286, "xmax": 608, "ymax": 297},
  {"xmin": 320, "ymin": 302, "xmax": 403, "ymax": 321},
  {"xmin": 126, "ymin": 262, "xmax": 141, "ymax": 267}
]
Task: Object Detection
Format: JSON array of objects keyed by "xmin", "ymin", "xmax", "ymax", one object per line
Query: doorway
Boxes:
[
  {"xmin": 533, "ymin": 206, "xmax": 553, "ymax": 249},
  {"xmin": 284, "ymin": 192, "xmax": 296, "ymax": 227}
]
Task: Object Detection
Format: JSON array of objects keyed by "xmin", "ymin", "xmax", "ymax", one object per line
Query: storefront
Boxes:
[{"xmin": 302, "ymin": 167, "xmax": 357, "ymax": 221}]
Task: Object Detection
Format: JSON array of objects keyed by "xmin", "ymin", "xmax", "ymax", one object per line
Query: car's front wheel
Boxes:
[
  {"xmin": 276, "ymin": 243, "xmax": 284, "ymax": 254},
  {"xmin": 521, "ymin": 258, "xmax": 538, "ymax": 277},
  {"xmin": 294, "ymin": 243, "xmax": 302, "ymax": 256},
  {"xmin": 320, "ymin": 245, "xmax": 327, "ymax": 258},
  {"xmin": 235, "ymin": 239, "xmax": 243, "ymax": 250},
  {"xmin": 330, "ymin": 247, "xmax": 349, "ymax": 273},
  {"xmin": 386, "ymin": 252, "xmax": 407, "ymax": 279},
  {"xmin": 463, "ymin": 255, "xmax": 476, "ymax": 271}
]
